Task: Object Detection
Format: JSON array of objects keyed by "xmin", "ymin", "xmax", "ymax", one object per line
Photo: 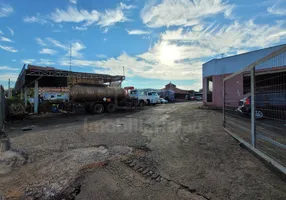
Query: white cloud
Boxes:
[
  {"xmin": 39, "ymin": 48, "xmax": 57, "ymax": 55},
  {"xmin": 96, "ymin": 54, "xmax": 107, "ymax": 59},
  {"xmin": 49, "ymin": 6, "xmax": 100, "ymax": 25},
  {"xmin": 0, "ymin": 30, "xmax": 3, "ymax": 34},
  {"xmin": 97, "ymin": 5, "xmax": 129, "ymax": 27},
  {"xmin": 21, "ymin": 59, "xmax": 55, "ymax": 66},
  {"xmin": 119, "ymin": 2, "xmax": 136, "ymax": 10},
  {"xmin": 68, "ymin": 42, "xmax": 86, "ymax": 58},
  {"xmin": 35, "ymin": 38, "xmax": 47, "ymax": 46},
  {"xmin": 72, "ymin": 26, "xmax": 87, "ymax": 31},
  {"xmin": 141, "ymin": 0, "xmax": 233, "ymax": 28},
  {"xmin": 0, "ymin": 73, "xmax": 18, "ymax": 82},
  {"xmin": 69, "ymin": 0, "xmax": 77, "ymax": 4},
  {"xmin": 103, "ymin": 28, "xmax": 108, "ymax": 33},
  {"xmin": 126, "ymin": 29, "xmax": 151, "ymax": 35},
  {"xmin": 0, "ymin": 66, "xmax": 19, "ymax": 71},
  {"xmin": 7, "ymin": 27, "xmax": 14, "ymax": 36},
  {"xmin": 21, "ymin": 59, "xmax": 37, "ymax": 64},
  {"xmin": 35, "ymin": 37, "xmax": 86, "ymax": 58},
  {"xmin": 268, "ymin": 31, "xmax": 286, "ymax": 39},
  {"xmin": 49, "ymin": 3, "xmax": 134, "ymax": 28},
  {"xmin": 177, "ymin": 83, "xmax": 202, "ymax": 91},
  {"xmin": 0, "ymin": 4, "xmax": 13, "ymax": 18},
  {"xmin": 46, "ymin": 37, "xmax": 68, "ymax": 49},
  {"xmin": 0, "ymin": 36, "xmax": 13, "ymax": 42},
  {"xmin": 0, "ymin": 45, "xmax": 17, "ymax": 52},
  {"xmin": 38, "ymin": 59, "xmax": 55, "ymax": 66},
  {"xmin": 23, "ymin": 14, "xmax": 47, "ymax": 24},
  {"xmin": 45, "ymin": 37, "xmax": 86, "ymax": 58},
  {"xmin": 267, "ymin": 4, "xmax": 286, "ymax": 15},
  {"xmin": 57, "ymin": 18, "xmax": 286, "ymax": 91},
  {"xmin": 161, "ymin": 20, "xmax": 286, "ymax": 55},
  {"xmin": 59, "ymin": 48, "xmax": 203, "ymax": 82}
]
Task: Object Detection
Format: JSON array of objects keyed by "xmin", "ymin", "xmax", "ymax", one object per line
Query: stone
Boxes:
[{"xmin": 129, "ymin": 161, "xmax": 136, "ymax": 167}]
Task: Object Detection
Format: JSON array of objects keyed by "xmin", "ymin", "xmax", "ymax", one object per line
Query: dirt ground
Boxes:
[{"xmin": 0, "ymin": 102, "xmax": 285, "ymax": 200}]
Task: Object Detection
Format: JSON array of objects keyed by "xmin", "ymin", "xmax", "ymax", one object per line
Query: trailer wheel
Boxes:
[
  {"xmin": 106, "ymin": 103, "xmax": 116, "ymax": 113},
  {"xmin": 92, "ymin": 104, "xmax": 104, "ymax": 114}
]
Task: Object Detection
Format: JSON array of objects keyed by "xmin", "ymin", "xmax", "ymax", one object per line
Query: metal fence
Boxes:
[
  {"xmin": 0, "ymin": 85, "xmax": 5, "ymax": 135},
  {"xmin": 223, "ymin": 45, "xmax": 286, "ymax": 174}
]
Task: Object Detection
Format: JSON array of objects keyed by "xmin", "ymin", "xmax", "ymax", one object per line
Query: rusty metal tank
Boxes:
[{"xmin": 70, "ymin": 85, "xmax": 127, "ymax": 102}]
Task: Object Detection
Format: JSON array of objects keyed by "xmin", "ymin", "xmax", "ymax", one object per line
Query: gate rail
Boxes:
[{"xmin": 223, "ymin": 45, "xmax": 286, "ymax": 175}]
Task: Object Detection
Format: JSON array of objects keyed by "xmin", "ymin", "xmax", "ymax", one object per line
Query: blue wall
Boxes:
[{"xmin": 203, "ymin": 44, "xmax": 286, "ymax": 78}]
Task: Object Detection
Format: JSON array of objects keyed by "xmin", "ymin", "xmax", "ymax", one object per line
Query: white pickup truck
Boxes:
[{"xmin": 129, "ymin": 89, "xmax": 159, "ymax": 106}]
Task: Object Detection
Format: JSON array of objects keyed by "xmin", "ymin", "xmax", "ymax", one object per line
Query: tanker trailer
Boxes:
[{"xmin": 69, "ymin": 84, "xmax": 139, "ymax": 114}]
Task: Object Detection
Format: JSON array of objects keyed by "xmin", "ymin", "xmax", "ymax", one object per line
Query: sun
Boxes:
[{"xmin": 158, "ymin": 42, "xmax": 181, "ymax": 65}]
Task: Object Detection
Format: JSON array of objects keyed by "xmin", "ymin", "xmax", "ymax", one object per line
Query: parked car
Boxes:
[
  {"xmin": 158, "ymin": 98, "xmax": 168, "ymax": 104},
  {"xmin": 129, "ymin": 89, "xmax": 159, "ymax": 106},
  {"xmin": 237, "ymin": 92, "xmax": 286, "ymax": 119},
  {"xmin": 194, "ymin": 96, "xmax": 202, "ymax": 101}
]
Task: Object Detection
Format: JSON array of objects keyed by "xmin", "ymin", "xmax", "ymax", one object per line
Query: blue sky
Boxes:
[{"xmin": 0, "ymin": 0, "xmax": 285, "ymax": 90}]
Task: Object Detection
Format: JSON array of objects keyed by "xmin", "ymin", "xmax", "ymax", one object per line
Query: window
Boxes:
[{"xmin": 207, "ymin": 77, "xmax": 213, "ymax": 102}]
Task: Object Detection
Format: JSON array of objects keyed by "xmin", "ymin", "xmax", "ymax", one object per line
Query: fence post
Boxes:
[
  {"xmin": 0, "ymin": 86, "xmax": 4, "ymax": 134},
  {"xmin": 251, "ymin": 67, "xmax": 256, "ymax": 147},
  {"xmin": 34, "ymin": 80, "xmax": 39, "ymax": 114},
  {"xmin": 223, "ymin": 80, "xmax": 225, "ymax": 127}
]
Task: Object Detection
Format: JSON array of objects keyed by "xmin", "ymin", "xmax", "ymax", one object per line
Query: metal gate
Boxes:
[{"xmin": 223, "ymin": 45, "xmax": 286, "ymax": 174}]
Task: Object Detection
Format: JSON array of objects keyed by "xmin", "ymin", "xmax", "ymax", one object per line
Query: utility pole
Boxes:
[
  {"xmin": 70, "ymin": 44, "xmax": 72, "ymax": 72},
  {"xmin": 8, "ymin": 79, "xmax": 11, "ymax": 98}
]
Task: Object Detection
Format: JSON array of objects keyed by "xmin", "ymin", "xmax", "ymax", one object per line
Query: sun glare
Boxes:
[{"xmin": 158, "ymin": 42, "xmax": 181, "ymax": 65}]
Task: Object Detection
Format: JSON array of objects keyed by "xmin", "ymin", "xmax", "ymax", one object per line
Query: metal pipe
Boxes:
[
  {"xmin": 225, "ymin": 127, "xmax": 286, "ymax": 175},
  {"xmin": 34, "ymin": 80, "xmax": 39, "ymax": 114},
  {"xmin": 251, "ymin": 67, "xmax": 256, "ymax": 147}
]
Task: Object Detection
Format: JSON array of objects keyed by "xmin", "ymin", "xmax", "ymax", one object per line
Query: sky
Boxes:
[{"xmin": 0, "ymin": 0, "xmax": 285, "ymax": 90}]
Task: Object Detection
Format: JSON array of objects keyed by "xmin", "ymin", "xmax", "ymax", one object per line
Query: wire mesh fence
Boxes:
[
  {"xmin": 0, "ymin": 85, "xmax": 5, "ymax": 135},
  {"xmin": 223, "ymin": 46, "xmax": 286, "ymax": 171}
]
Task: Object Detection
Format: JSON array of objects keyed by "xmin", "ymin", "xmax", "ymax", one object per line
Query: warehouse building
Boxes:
[
  {"xmin": 162, "ymin": 82, "xmax": 194, "ymax": 100},
  {"xmin": 202, "ymin": 44, "xmax": 286, "ymax": 108}
]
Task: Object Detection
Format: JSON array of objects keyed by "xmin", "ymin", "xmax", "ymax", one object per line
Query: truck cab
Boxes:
[
  {"xmin": 146, "ymin": 91, "xmax": 160, "ymax": 105},
  {"xmin": 129, "ymin": 90, "xmax": 159, "ymax": 105}
]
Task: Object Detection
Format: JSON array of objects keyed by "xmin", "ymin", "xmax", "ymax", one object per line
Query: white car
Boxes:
[
  {"xmin": 129, "ymin": 90, "xmax": 159, "ymax": 105},
  {"xmin": 158, "ymin": 98, "xmax": 168, "ymax": 104}
]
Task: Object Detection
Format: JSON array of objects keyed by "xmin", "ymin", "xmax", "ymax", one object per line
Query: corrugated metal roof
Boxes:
[{"xmin": 203, "ymin": 44, "xmax": 286, "ymax": 77}]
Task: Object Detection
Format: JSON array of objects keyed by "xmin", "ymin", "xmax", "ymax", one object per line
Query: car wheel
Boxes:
[
  {"xmin": 255, "ymin": 110, "xmax": 264, "ymax": 119},
  {"xmin": 147, "ymin": 99, "xmax": 150, "ymax": 105}
]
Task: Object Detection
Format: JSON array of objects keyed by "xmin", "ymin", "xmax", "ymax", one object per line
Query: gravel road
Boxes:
[{"xmin": 0, "ymin": 102, "xmax": 285, "ymax": 200}]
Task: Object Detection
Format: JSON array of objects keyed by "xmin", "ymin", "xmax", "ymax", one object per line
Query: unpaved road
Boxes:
[{"xmin": 0, "ymin": 102, "xmax": 285, "ymax": 200}]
